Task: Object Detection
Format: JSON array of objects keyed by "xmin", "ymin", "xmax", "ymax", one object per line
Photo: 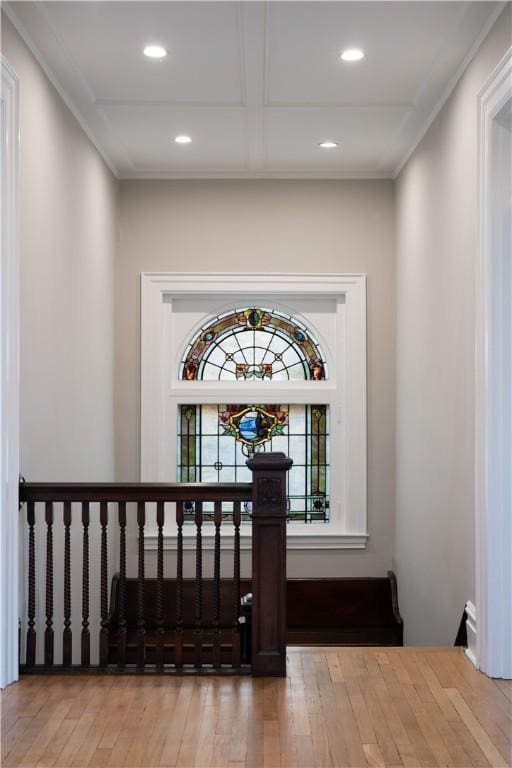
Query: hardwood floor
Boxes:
[{"xmin": 1, "ymin": 648, "xmax": 511, "ymax": 768}]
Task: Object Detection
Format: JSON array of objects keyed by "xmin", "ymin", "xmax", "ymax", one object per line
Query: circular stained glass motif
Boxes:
[
  {"xmin": 180, "ymin": 307, "xmax": 327, "ymax": 381},
  {"xmin": 239, "ymin": 412, "xmax": 264, "ymax": 442}
]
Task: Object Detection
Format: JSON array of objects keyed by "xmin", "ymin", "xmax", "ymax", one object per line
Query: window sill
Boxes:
[{"xmin": 145, "ymin": 529, "xmax": 369, "ymax": 551}]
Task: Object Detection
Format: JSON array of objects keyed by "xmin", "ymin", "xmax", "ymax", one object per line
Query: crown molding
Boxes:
[
  {"xmin": 2, "ymin": 1, "xmax": 121, "ymax": 178},
  {"xmin": 393, "ymin": 2, "xmax": 507, "ymax": 178},
  {"xmin": 119, "ymin": 169, "xmax": 393, "ymax": 180}
]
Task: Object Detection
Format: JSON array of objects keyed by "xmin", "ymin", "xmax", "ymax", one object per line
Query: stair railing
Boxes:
[{"xmin": 18, "ymin": 452, "xmax": 291, "ymax": 676}]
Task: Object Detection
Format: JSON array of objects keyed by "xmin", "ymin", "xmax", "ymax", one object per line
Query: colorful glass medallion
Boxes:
[{"xmin": 220, "ymin": 405, "xmax": 286, "ymax": 447}]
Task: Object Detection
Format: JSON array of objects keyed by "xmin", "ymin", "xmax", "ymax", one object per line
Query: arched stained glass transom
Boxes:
[{"xmin": 179, "ymin": 307, "xmax": 327, "ymax": 381}]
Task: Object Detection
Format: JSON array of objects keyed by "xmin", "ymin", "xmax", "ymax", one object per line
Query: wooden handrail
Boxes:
[{"xmin": 19, "ymin": 482, "xmax": 252, "ymax": 503}]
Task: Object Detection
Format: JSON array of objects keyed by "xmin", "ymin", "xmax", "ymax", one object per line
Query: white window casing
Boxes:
[{"xmin": 141, "ymin": 272, "xmax": 367, "ymax": 550}]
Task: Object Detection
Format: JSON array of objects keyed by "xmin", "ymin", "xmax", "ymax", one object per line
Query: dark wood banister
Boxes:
[
  {"xmin": 19, "ymin": 482, "xmax": 253, "ymax": 503},
  {"xmin": 18, "ymin": 453, "xmax": 292, "ymax": 677}
]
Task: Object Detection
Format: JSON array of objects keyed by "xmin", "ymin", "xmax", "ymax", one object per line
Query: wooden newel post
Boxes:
[{"xmin": 247, "ymin": 452, "xmax": 292, "ymax": 677}]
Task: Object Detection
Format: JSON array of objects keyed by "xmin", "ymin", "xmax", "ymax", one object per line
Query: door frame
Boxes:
[
  {"xmin": 0, "ymin": 55, "xmax": 20, "ymax": 688},
  {"xmin": 475, "ymin": 47, "xmax": 512, "ymax": 679}
]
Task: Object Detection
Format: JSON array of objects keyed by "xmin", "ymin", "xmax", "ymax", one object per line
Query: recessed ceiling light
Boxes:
[
  {"xmin": 340, "ymin": 48, "xmax": 364, "ymax": 62},
  {"xmin": 175, "ymin": 135, "xmax": 192, "ymax": 144},
  {"xmin": 143, "ymin": 44, "xmax": 167, "ymax": 59},
  {"xmin": 319, "ymin": 141, "xmax": 338, "ymax": 149}
]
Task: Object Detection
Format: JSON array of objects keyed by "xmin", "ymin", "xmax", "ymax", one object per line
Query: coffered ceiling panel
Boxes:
[
  {"xmin": 266, "ymin": 2, "xmax": 470, "ymax": 105},
  {"xmin": 101, "ymin": 106, "xmax": 247, "ymax": 171},
  {"xmin": 40, "ymin": 1, "xmax": 243, "ymax": 104},
  {"xmin": 4, "ymin": 0, "xmax": 505, "ymax": 178},
  {"xmin": 263, "ymin": 106, "xmax": 411, "ymax": 171}
]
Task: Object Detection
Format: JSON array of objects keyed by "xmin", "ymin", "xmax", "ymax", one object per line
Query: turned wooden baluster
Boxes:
[
  {"xmin": 44, "ymin": 501, "xmax": 54, "ymax": 667},
  {"xmin": 213, "ymin": 501, "xmax": 222, "ymax": 669},
  {"xmin": 117, "ymin": 501, "xmax": 127, "ymax": 669},
  {"xmin": 155, "ymin": 501, "xmax": 165, "ymax": 669},
  {"xmin": 99, "ymin": 501, "xmax": 109, "ymax": 667},
  {"xmin": 81, "ymin": 501, "xmax": 90, "ymax": 667},
  {"xmin": 194, "ymin": 501, "xmax": 203, "ymax": 668},
  {"xmin": 62, "ymin": 501, "xmax": 72, "ymax": 667},
  {"xmin": 136, "ymin": 501, "xmax": 146, "ymax": 668},
  {"xmin": 231, "ymin": 500, "xmax": 241, "ymax": 668},
  {"xmin": 25, "ymin": 501, "xmax": 36, "ymax": 667},
  {"xmin": 174, "ymin": 501, "xmax": 184, "ymax": 669}
]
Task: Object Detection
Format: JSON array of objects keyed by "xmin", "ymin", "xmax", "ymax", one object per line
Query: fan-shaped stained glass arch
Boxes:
[{"xmin": 179, "ymin": 307, "xmax": 327, "ymax": 381}]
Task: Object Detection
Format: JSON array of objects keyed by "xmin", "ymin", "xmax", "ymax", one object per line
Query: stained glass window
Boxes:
[
  {"xmin": 177, "ymin": 306, "xmax": 331, "ymax": 523},
  {"xmin": 178, "ymin": 403, "xmax": 330, "ymax": 523},
  {"xmin": 180, "ymin": 307, "xmax": 327, "ymax": 381}
]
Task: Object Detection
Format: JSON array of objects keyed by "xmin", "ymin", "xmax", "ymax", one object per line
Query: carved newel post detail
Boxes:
[{"xmin": 247, "ymin": 452, "xmax": 292, "ymax": 677}]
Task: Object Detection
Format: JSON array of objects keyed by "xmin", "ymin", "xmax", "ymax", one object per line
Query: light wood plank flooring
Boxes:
[{"xmin": 1, "ymin": 648, "xmax": 511, "ymax": 768}]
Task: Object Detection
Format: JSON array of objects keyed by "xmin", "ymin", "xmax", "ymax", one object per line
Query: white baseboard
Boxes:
[{"xmin": 465, "ymin": 600, "xmax": 478, "ymax": 668}]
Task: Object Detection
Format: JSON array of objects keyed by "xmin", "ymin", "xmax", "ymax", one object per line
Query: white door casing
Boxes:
[
  {"xmin": 0, "ymin": 56, "xmax": 20, "ymax": 688},
  {"xmin": 475, "ymin": 47, "xmax": 512, "ymax": 679}
]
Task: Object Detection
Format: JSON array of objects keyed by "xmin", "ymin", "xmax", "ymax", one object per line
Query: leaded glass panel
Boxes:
[
  {"xmin": 177, "ymin": 404, "xmax": 330, "ymax": 523},
  {"xmin": 180, "ymin": 307, "xmax": 327, "ymax": 381}
]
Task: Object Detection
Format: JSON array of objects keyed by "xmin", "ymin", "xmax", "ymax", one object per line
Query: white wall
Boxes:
[
  {"xmin": 1, "ymin": 14, "xmax": 118, "ymax": 482},
  {"xmin": 117, "ymin": 179, "xmax": 396, "ymax": 578},
  {"xmin": 394, "ymin": 7, "xmax": 511, "ymax": 644},
  {"xmin": 6, "ymin": 3, "xmax": 509, "ymax": 645},
  {"xmin": 1, "ymin": 14, "xmax": 118, "ymax": 664}
]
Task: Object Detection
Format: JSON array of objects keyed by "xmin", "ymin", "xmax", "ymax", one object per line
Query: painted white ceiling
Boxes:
[{"xmin": 4, "ymin": 1, "xmax": 504, "ymax": 178}]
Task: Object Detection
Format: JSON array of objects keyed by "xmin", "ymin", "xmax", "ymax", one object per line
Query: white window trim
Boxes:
[
  {"xmin": 141, "ymin": 272, "xmax": 368, "ymax": 550},
  {"xmin": 475, "ymin": 47, "xmax": 512, "ymax": 679}
]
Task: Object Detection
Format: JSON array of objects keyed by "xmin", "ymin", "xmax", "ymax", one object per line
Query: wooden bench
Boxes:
[
  {"xmin": 106, "ymin": 571, "xmax": 403, "ymax": 664},
  {"xmin": 286, "ymin": 573, "xmax": 403, "ymax": 646}
]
